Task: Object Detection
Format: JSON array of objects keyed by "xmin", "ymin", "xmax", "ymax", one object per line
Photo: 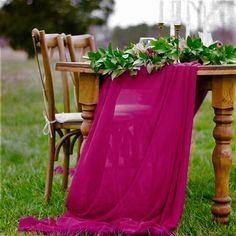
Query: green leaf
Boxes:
[
  {"xmin": 122, "ymin": 54, "xmax": 129, "ymax": 59},
  {"xmin": 111, "ymin": 69, "xmax": 125, "ymax": 79},
  {"xmin": 152, "ymin": 37, "xmax": 170, "ymax": 53},
  {"xmin": 104, "ymin": 58, "xmax": 117, "ymax": 69},
  {"xmin": 208, "ymin": 43, "xmax": 217, "ymax": 50},
  {"xmin": 191, "ymin": 38, "xmax": 203, "ymax": 49},
  {"xmin": 88, "ymin": 36, "xmax": 236, "ymax": 77},
  {"xmin": 186, "ymin": 36, "xmax": 193, "ymax": 47},
  {"xmin": 102, "ymin": 68, "xmax": 112, "ymax": 75},
  {"xmin": 133, "ymin": 59, "xmax": 143, "ymax": 66},
  {"xmin": 98, "ymin": 47, "xmax": 107, "ymax": 56},
  {"xmin": 152, "ymin": 55, "xmax": 161, "ymax": 64},
  {"xmin": 124, "ymin": 49, "xmax": 134, "ymax": 55},
  {"xmin": 114, "ymin": 50, "xmax": 122, "ymax": 57},
  {"xmin": 108, "ymin": 42, "xmax": 114, "ymax": 56},
  {"xmin": 138, "ymin": 52, "xmax": 149, "ymax": 60},
  {"xmin": 88, "ymin": 51, "xmax": 101, "ymax": 60}
]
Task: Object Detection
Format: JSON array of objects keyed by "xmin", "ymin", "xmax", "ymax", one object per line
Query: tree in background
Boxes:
[
  {"xmin": 0, "ymin": 0, "xmax": 114, "ymax": 56},
  {"xmin": 111, "ymin": 24, "xmax": 154, "ymax": 49},
  {"xmin": 111, "ymin": 24, "xmax": 177, "ymax": 49}
]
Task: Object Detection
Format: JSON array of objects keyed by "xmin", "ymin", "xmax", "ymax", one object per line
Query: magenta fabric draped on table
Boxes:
[{"xmin": 19, "ymin": 63, "xmax": 201, "ymax": 235}]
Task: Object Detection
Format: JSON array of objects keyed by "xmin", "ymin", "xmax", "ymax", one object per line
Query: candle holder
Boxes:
[
  {"xmin": 174, "ymin": 24, "xmax": 181, "ymax": 38},
  {"xmin": 174, "ymin": 24, "xmax": 181, "ymax": 63},
  {"xmin": 158, "ymin": 22, "xmax": 164, "ymax": 37}
]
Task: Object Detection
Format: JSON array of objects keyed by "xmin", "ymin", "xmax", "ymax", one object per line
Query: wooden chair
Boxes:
[
  {"xmin": 32, "ymin": 29, "xmax": 84, "ymax": 202},
  {"xmin": 65, "ymin": 34, "xmax": 96, "ymax": 112}
]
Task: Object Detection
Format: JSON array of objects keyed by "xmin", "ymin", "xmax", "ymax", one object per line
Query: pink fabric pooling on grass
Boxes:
[{"xmin": 19, "ymin": 63, "xmax": 204, "ymax": 235}]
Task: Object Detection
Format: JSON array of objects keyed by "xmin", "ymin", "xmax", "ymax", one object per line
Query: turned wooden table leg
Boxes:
[
  {"xmin": 211, "ymin": 76, "xmax": 235, "ymax": 223},
  {"xmin": 79, "ymin": 73, "xmax": 99, "ymax": 153},
  {"xmin": 211, "ymin": 108, "xmax": 233, "ymax": 222},
  {"xmin": 80, "ymin": 104, "xmax": 97, "ymax": 152}
]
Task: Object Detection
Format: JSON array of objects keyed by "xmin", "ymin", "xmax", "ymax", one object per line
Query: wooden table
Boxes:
[{"xmin": 56, "ymin": 62, "xmax": 236, "ymax": 223}]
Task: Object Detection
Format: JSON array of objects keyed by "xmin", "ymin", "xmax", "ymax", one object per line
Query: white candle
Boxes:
[
  {"xmin": 173, "ymin": 0, "xmax": 181, "ymax": 25},
  {"xmin": 170, "ymin": 0, "xmax": 175, "ymax": 36},
  {"xmin": 176, "ymin": 0, "xmax": 181, "ymax": 24},
  {"xmin": 170, "ymin": 24, "xmax": 175, "ymax": 36},
  {"xmin": 202, "ymin": 4, "xmax": 207, "ymax": 36},
  {"xmin": 185, "ymin": 1, "xmax": 190, "ymax": 38},
  {"xmin": 159, "ymin": 0, "xmax": 164, "ymax": 23}
]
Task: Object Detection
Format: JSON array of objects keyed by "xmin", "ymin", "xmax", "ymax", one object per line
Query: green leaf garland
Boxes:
[{"xmin": 87, "ymin": 36, "xmax": 236, "ymax": 79}]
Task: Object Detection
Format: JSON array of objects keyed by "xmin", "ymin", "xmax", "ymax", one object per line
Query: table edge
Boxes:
[{"xmin": 56, "ymin": 62, "xmax": 236, "ymax": 76}]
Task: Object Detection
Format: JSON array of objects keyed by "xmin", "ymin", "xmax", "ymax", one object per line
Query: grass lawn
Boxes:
[{"xmin": 1, "ymin": 50, "xmax": 236, "ymax": 235}]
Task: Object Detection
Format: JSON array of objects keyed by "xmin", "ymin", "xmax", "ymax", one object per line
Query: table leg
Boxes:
[
  {"xmin": 211, "ymin": 76, "xmax": 235, "ymax": 223},
  {"xmin": 80, "ymin": 104, "xmax": 96, "ymax": 152},
  {"xmin": 211, "ymin": 107, "xmax": 233, "ymax": 223},
  {"xmin": 79, "ymin": 73, "xmax": 99, "ymax": 153}
]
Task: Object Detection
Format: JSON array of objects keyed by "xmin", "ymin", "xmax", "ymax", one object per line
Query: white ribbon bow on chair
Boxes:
[{"xmin": 43, "ymin": 112, "xmax": 56, "ymax": 138}]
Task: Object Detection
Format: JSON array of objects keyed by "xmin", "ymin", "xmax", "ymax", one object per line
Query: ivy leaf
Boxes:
[
  {"xmin": 114, "ymin": 50, "xmax": 122, "ymax": 57},
  {"xmin": 108, "ymin": 42, "xmax": 114, "ymax": 56},
  {"xmin": 152, "ymin": 55, "xmax": 162, "ymax": 64},
  {"xmin": 103, "ymin": 68, "xmax": 112, "ymax": 75},
  {"xmin": 133, "ymin": 59, "xmax": 143, "ymax": 66},
  {"xmin": 186, "ymin": 36, "xmax": 193, "ymax": 47},
  {"xmin": 88, "ymin": 51, "xmax": 101, "ymax": 60},
  {"xmin": 116, "ymin": 56, "xmax": 125, "ymax": 65},
  {"xmin": 104, "ymin": 58, "xmax": 116, "ymax": 69},
  {"xmin": 191, "ymin": 38, "xmax": 203, "ymax": 49},
  {"xmin": 124, "ymin": 49, "xmax": 134, "ymax": 55},
  {"xmin": 87, "ymin": 36, "xmax": 236, "ymax": 78},
  {"xmin": 138, "ymin": 52, "xmax": 149, "ymax": 60},
  {"xmin": 90, "ymin": 61, "xmax": 100, "ymax": 72},
  {"xmin": 208, "ymin": 43, "xmax": 217, "ymax": 50},
  {"xmin": 111, "ymin": 69, "xmax": 125, "ymax": 80},
  {"xmin": 98, "ymin": 47, "xmax": 107, "ymax": 56},
  {"xmin": 224, "ymin": 45, "xmax": 236, "ymax": 58},
  {"xmin": 152, "ymin": 37, "xmax": 170, "ymax": 53},
  {"xmin": 122, "ymin": 54, "xmax": 129, "ymax": 59}
]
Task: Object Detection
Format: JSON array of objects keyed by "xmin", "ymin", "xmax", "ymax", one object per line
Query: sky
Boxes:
[
  {"xmin": 0, "ymin": 0, "xmax": 235, "ymax": 31},
  {"xmin": 0, "ymin": 0, "xmax": 163, "ymax": 27},
  {"xmin": 108, "ymin": 0, "xmax": 160, "ymax": 28},
  {"xmin": 0, "ymin": 0, "xmax": 5, "ymax": 7},
  {"xmin": 107, "ymin": 0, "xmax": 199, "ymax": 28},
  {"xmin": 107, "ymin": 0, "xmax": 236, "ymax": 32}
]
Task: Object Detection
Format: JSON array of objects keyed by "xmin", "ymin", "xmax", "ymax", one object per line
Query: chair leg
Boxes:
[
  {"xmin": 61, "ymin": 130, "xmax": 70, "ymax": 191},
  {"xmin": 44, "ymin": 133, "xmax": 55, "ymax": 203}
]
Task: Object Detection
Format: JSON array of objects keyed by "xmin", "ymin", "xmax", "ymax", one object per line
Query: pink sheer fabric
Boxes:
[
  {"xmin": 19, "ymin": 64, "xmax": 201, "ymax": 235},
  {"xmin": 54, "ymin": 166, "xmax": 76, "ymax": 176}
]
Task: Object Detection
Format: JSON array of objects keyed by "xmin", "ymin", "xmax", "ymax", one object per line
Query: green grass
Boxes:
[{"xmin": 1, "ymin": 55, "xmax": 236, "ymax": 236}]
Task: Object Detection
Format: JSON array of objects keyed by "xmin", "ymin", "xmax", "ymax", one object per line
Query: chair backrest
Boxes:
[
  {"xmin": 32, "ymin": 29, "xmax": 96, "ymax": 117},
  {"xmin": 32, "ymin": 28, "xmax": 77, "ymax": 121},
  {"xmin": 66, "ymin": 34, "xmax": 96, "ymax": 111},
  {"xmin": 66, "ymin": 34, "xmax": 96, "ymax": 62}
]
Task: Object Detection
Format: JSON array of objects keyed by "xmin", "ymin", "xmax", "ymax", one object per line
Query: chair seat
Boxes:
[{"xmin": 55, "ymin": 112, "xmax": 83, "ymax": 123}]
